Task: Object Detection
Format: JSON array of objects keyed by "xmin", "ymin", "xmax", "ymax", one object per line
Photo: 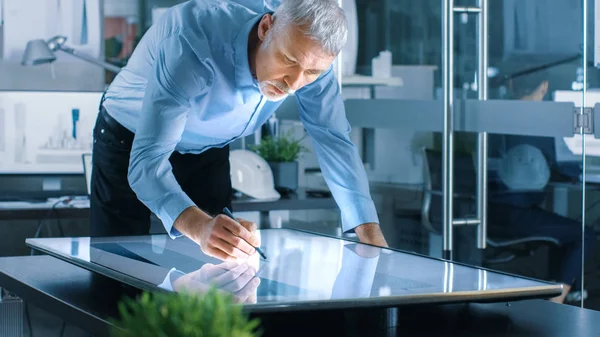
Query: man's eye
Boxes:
[{"xmin": 283, "ymin": 56, "xmax": 294, "ymax": 64}]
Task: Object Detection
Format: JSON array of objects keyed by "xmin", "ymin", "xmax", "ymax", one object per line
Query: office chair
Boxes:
[{"xmin": 417, "ymin": 148, "xmax": 560, "ymax": 265}]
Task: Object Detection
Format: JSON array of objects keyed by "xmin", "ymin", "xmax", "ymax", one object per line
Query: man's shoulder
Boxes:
[
  {"xmin": 164, "ymin": 0, "xmax": 266, "ymax": 38},
  {"xmin": 200, "ymin": 0, "xmax": 277, "ymax": 13},
  {"xmin": 158, "ymin": 1, "xmax": 259, "ymax": 28},
  {"xmin": 179, "ymin": 0, "xmax": 272, "ymax": 17}
]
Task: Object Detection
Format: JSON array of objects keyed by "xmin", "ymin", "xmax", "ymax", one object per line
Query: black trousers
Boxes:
[{"xmin": 90, "ymin": 105, "xmax": 232, "ymax": 237}]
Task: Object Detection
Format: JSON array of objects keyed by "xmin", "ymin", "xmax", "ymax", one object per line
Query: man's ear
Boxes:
[{"xmin": 258, "ymin": 14, "xmax": 274, "ymax": 42}]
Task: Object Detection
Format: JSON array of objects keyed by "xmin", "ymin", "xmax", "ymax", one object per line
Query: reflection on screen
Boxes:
[{"xmin": 26, "ymin": 229, "xmax": 559, "ymax": 307}]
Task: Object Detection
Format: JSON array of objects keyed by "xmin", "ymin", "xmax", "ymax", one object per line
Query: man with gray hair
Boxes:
[{"xmin": 92, "ymin": 0, "xmax": 388, "ymax": 261}]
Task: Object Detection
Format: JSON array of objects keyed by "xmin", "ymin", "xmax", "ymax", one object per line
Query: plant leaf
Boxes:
[
  {"xmin": 250, "ymin": 130, "xmax": 309, "ymax": 163},
  {"xmin": 111, "ymin": 287, "xmax": 260, "ymax": 337}
]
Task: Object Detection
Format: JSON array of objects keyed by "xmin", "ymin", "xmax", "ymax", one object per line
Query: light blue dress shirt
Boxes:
[{"xmin": 102, "ymin": 0, "xmax": 379, "ymax": 237}]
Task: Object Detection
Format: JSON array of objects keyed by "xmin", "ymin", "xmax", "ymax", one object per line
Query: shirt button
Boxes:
[
  {"xmin": 120, "ymin": 140, "xmax": 125, "ymax": 144},
  {"xmin": 100, "ymin": 129, "xmax": 105, "ymax": 134}
]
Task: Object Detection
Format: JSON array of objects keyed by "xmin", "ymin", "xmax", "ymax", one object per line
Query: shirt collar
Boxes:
[{"xmin": 233, "ymin": 14, "xmax": 265, "ymax": 88}]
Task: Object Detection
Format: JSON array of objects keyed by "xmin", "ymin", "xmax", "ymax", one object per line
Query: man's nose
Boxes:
[{"xmin": 285, "ymin": 71, "xmax": 304, "ymax": 91}]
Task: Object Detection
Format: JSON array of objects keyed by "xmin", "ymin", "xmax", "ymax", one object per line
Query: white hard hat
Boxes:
[
  {"xmin": 498, "ymin": 144, "xmax": 550, "ymax": 190},
  {"xmin": 230, "ymin": 149, "xmax": 281, "ymax": 200}
]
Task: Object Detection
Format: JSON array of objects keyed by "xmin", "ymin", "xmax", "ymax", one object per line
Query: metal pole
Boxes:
[
  {"xmin": 453, "ymin": 6, "xmax": 482, "ymax": 13},
  {"xmin": 476, "ymin": 0, "xmax": 488, "ymax": 250},
  {"xmin": 453, "ymin": 218, "xmax": 480, "ymax": 226},
  {"xmin": 59, "ymin": 47, "xmax": 122, "ymax": 74},
  {"xmin": 581, "ymin": 0, "xmax": 588, "ymax": 309},
  {"xmin": 442, "ymin": 0, "xmax": 454, "ymax": 259}
]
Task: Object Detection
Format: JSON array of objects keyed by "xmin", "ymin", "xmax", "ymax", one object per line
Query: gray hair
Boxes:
[{"xmin": 270, "ymin": 0, "xmax": 348, "ymax": 56}]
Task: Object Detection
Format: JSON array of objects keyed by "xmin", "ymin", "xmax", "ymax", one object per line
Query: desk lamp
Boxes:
[{"xmin": 21, "ymin": 36, "xmax": 122, "ymax": 74}]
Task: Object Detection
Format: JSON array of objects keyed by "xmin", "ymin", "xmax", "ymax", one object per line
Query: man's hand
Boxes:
[
  {"xmin": 173, "ymin": 206, "xmax": 261, "ymax": 261},
  {"xmin": 173, "ymin": 261, "xmax": 260, "ymax": 304},
  {"xmin": 354, "ymin": 223, "xmax": 388, "ymax": 248}
]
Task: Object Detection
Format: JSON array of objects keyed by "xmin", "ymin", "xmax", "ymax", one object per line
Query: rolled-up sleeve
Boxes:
[
  {"xmin": 295, "ymin": 67, "xmax": 379, "ymax": 232},
  {"xmin": 128, "ymin": 32, "xmax": 213, "ymax": 238}
]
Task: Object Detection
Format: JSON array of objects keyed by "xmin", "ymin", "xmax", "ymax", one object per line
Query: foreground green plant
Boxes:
[{"xmin": 110, "ymin": 287, "xmax": 261, "ymax": 337}]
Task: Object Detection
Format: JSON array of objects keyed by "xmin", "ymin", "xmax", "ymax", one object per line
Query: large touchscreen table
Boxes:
[{"xmin": 26, "ymin": 228, "xmax": 562, "ymax": 312}]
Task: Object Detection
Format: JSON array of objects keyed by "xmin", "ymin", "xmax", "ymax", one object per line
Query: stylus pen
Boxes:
[{"xmin": 222, "ymin": 207, "xmax": 267, "ymax": 260}]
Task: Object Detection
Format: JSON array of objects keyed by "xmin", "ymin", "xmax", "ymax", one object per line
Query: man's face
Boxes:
[{"xmin": 254, "ymin": 15, "xmax": 336, "ymax": 102}]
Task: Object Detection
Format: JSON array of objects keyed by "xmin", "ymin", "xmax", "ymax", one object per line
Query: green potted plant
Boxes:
[
  {"xmin": 250, "ymin": 130, "xmax": 309, "ymax": 194},
  {"xmin": 110, "ymin": 287, "xmax": 261, "ymax": 337}
]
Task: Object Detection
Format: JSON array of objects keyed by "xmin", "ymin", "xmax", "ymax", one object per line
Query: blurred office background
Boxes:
[{"xmin": 1, "ymin": 1, "xmax": 600, "ymax": 334}]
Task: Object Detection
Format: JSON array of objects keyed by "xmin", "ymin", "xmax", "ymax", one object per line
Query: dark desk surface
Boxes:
[
  {"xmin": 0, "ymin": 188, "xmax": 337, "ymax": 221},
  {"xmin": 232, "ymin": 188, "xmax": 337, "ymax": 212},
  {"xmin": 0, "ymin": 255, "xmax": 599, "ymax": 337}
]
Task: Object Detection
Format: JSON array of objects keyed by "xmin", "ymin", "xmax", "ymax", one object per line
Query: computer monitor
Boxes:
[{"xmin": 82, "ymin": 153, "xmax": 92, "ymax": 196}]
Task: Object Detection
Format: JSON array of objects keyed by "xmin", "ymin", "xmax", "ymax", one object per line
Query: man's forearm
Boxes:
[
  {"xmin": 173, "ymin": 206, "xmax": 211, "ymax": 242},
  {"xmin": 354, "ymin": 223, "xmax": 388, "ymax": 247}
]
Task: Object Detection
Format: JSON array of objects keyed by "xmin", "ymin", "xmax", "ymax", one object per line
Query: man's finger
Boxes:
[
  {"xmin": 213, "ymin": 226, "xmax": 255, "ymax": 256},
  {"xmin": 205, "ymin": 244, "xmax": 238, "ymax": 262},
  {"xmin": 219, "ymin": 215, "xmax": 260, "ymax": 248},
  {"xmin": 223, "ymin": 267, "xmax": 255, "ymax": 293},
  {"xmin": 246, "ymin": 294, "xmax": 257, "ymax": 304},
  {"xmin": 237, "ymin": 218, "xmax": 258, "ymax": 232},
  {"xmin": 212, "ymin": 262, "xmax": 251, "ymax": 286},
  {"xmin": 196, "ymin": 261, "xmax": 241, "ymax": 280},
  {"xmin": 215, "ymin": 237, "xmax": 250, "ymax": 260},
  {"xmin": 238, "ymin": 219, "xmax": 261, "ymax": 246},
  {"xmin": 236, "ymin": 277, "xmax": 260, "ymax": 303}
]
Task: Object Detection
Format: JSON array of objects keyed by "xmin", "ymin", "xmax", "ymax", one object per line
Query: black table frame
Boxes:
[{"xmin": 1, "ymin": 254, "xmax": 599, "ymax": 336}]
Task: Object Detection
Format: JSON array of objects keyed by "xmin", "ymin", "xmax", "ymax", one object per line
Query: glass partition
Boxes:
[
  {"xmin": 343, "ymin": 0, "xmax": 443, "ymax": 258},
  {"xmin": 579, "ymin": 0, "xmax": 597, "ymax": 310},
  {"xmin": 341, "ymin": 0, "xmax": 596, "ymax": 309},
  {"xmin": 451, "ymin": 0, "xmax": 593, "ymax": 308}
]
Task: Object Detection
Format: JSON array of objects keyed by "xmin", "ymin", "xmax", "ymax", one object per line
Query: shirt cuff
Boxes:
[
  {"xmin": 340, "ymin": 199, "xmax": 380, "ymax": 233},
  {"xmin": 156, "ymin": 192, "xmax": 196, "ymax": 239},
  {"xmin": 157, "ymin": 268, "xmax": 186, "ymax": 291}
]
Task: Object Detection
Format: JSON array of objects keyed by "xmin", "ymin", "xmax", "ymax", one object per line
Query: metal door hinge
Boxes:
[{"xmin": 574, "ymin": 107, "xmax": 594, "ymax": 134}]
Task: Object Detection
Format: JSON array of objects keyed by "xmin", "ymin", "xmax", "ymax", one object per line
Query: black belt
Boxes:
[
  {"xmin": 99, "ymin": 105, "xmax": 135, "ymax": 145},
  {"xmin": 100, "ymin": 106, "xmax": 124, "ymax": 131},
  {"xmin": 99, "ymin": 93, "xmax": 125, "ymax": 131}
]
